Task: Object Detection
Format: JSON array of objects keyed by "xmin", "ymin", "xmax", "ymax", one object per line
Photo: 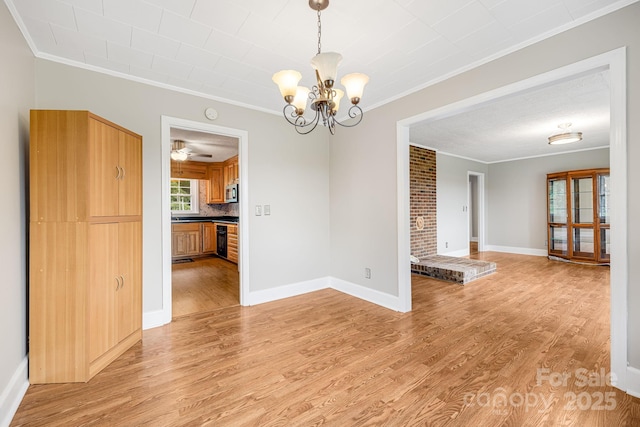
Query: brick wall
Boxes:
[{"xmin": 410, "ymin": 146, "xmax": 437, "ymax": 258}]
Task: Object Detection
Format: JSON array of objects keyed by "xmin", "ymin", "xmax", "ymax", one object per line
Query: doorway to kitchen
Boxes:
[
  {"xmin": 161, "ymin": 116, "xmax": 249, "ymax": 323},
  {"xmin": 170, "ymin": 127, "xmax": 240, "ymax": 318}
]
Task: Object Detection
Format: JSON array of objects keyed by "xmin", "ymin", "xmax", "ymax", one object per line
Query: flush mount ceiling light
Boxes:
[
  {"xmin": 272, "ymin": 0, "xmax": 369, "ymax": 135},
  {"xmin": 548, "ymin": 122, "xmax": 583, "ymax": 145},
  {"xmin": 170, "ymin": 140, "xmax": 188, "ymax": 161}
]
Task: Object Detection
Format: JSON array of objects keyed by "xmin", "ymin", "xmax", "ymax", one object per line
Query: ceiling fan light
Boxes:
[
  {"xmin": 272, "ymin": 70, "xmax": 302, "ymax": 102},
  {"xmin": 341, "ymin": 73, "xmax": 369, "ymax": 104},
  {"xmin": 171, "ymin": 150, "xmax": 188, "ymax": 161},
  {"xmin": 311, "ymin": 52, "xmax": 342, "ymax": 85}
]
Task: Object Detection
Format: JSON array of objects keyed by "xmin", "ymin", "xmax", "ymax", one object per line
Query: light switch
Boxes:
[
  {"xmin": 255, "ymin": 205, "xmax": 262, "ymax": 216},
  {"xmin": 264, "ymin": 205, "xmax": 271, "ymax": 216}
]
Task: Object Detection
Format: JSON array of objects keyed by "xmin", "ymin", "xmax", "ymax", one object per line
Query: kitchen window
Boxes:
[{"xmin": 170, "ymin": 179, "xmax": 199, "ymax": 214}]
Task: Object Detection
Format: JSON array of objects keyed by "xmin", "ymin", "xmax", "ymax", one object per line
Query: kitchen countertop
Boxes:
[{"xmin": 171, "ymin": 216, "xmax": 239, "ymax": 224}]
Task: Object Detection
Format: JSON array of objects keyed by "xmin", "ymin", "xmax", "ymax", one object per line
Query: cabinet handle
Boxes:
[
  {"xmin": 121, "ymin": 166, "xmax": 126, "ymax": 180},
  {"xmin": 120, "ymin": 275, "xmax": 125, "ymax": 289},
  {"xmin": 115, "ymin": 166, "xmax": 121, "ymax": 180},
  {"xmin": 115, "ymin": 276, "xmax": 121, "ymax": 290}
]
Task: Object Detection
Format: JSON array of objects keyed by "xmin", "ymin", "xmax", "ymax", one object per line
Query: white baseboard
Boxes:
[
  {"xmin": 440, "ymin": 248, "xmax": 469, "ymax": 257},
  {"xmin": 330, "ymin": 278, "xmax": 402, "ymax": 312},
  {"xmin": 247, "ymin": 277, "xmax": 329, "ymax": 306},
  {"xmin": 484, "ymin": 245, "xmax": 547, "ymax": 257},
  {"xmin": 0, "ymin": 356, "xmax": 29, "ymax": 427},
  {"xmin": 143, "ymin": 309, "xmax": 170, "ymax": 330},
  {"xmin": 627, "ymin": 366, "xmax": 640, "ymax": 398}
]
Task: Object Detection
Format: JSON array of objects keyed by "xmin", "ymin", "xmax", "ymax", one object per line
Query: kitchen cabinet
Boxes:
[
  {"xmin": 202, "ymin": 222, "xmax": 217, "ymax": 253},
  {"xmin": 171, "ymin": 160, "xmax": 209, "ymax": 180},
  {"xmin": 224, "ymin": 155, "xmax": 239, "ymax": 187},
  {"xmin": 547, "ymin": 168, "xmax": 610, "ymax": 263},
  {"xmin": 29, "ymin": 110, "xmax": 142, "ymax": 384},
  {"xmin": 172, "ymin": 223, "xmax": 202, "ymax": 258},
  {"xmin": 207, "ymin": 164, "xmax": 224, "ymax": 204},
  {"xmin": 228, "ymin": 224, "xmax": 238, "ymax": 263}
]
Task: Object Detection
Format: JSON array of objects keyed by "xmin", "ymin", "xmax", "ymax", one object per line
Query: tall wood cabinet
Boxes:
[
  {"xmin": 547, "ymin": 168, "xmax": 610, "ymax": 263},
  {"xmin": 29, "ymin": 110, "xmax": 143, "ymax": 383}
]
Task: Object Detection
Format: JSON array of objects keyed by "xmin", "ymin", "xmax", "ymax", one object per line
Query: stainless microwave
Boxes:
[{"xmin": 225, "ymin": 183, "xmax": 238, "ymax": 203}]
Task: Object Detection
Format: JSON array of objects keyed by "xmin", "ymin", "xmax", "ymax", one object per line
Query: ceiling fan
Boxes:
[{"xmin": 170, "ymin": 140, "xmax": 212, "ymax": 161}]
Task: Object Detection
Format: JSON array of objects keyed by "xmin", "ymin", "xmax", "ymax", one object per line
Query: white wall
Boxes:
[
  {"xmin": 33, "ymin": 59, "xmax": 331, "ymax": 310},
  {"xmin": 487, "ymin": 148, "xmax": 609, "ymax": 252},
  {"xmin": 0, "ymin": 2, "xmax": 33, "ymax": 424},
  {"xmin": 436, "ymin": 153, "xmax": 488, "ymax": 255},
  {"xmin": 330, "ymin": 3, "xmax": 640, "ymax": 369}
]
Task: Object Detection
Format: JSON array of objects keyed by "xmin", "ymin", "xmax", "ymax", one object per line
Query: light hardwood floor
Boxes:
[
  {"xmin": 12, "ymin": 252, "xmax": 640, "ymax": 426},
  {"xmin": 172, "ymin": 256, "xmax": 239, "ymax": 318}
]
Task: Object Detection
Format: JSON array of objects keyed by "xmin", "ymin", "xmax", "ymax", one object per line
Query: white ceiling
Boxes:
[
  {"xmin": 411, "ymin": 70, "xmax": 611, "ymax": 163},
  {"xmin": 170, "ymin": 128, "xmax": 238, "ymax": 162},
  {"xmin": 6, "ymin": 0, "xmax": 633, "ymax": 161}
]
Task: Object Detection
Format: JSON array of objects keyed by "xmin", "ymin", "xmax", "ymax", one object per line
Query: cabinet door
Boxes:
[
  {"xmin": 172, "ymin": 231, "xmax": 201, "ymax": 256},
  {"xmin": 88, "ymin": 223, "xmax": 119, "ymax": 362},
  {"xmin": 89, "ymin": 119, "xmax": 120, "ymax": 217},
  {"xmin": 227, "ymin": 225, "xmax": 238, "ymax": 263},
  {"xmin": 117, "ymin": 221, "xmax": 142, "ymax": 342},
  {"xmin": 207, "ymin": 165, "xmax": 224, "ymax": 203},
  {"xmin": 119, "ymin": 132, "xmax": 142, "ymax": 216},
  {"xmin": 202, "ymin": 223, "xmax": 217, "ymax": 253}
]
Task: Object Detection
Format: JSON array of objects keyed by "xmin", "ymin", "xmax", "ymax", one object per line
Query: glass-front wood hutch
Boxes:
[{"xmin": 547, "ymin": 168, "xmax": 610, "ymax": 263}]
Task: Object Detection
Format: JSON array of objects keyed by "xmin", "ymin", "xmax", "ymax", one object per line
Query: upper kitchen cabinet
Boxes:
[
  {"xmin": 224, "ymin": 155, "xmax": 239, "ymax": 187},
  {"xmin": 171, "ymin": 160, "xmax": 209, "ymax": 180},
  {"xmin": 30, "ymin": 110, "xmax": 142, "ymax": 221},
  {"xmin": 207, "ymin": 164, "xmax": 224, "ymax": 204}
]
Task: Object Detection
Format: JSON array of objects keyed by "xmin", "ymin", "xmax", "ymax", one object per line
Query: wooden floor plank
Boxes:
[
  {"xmin": 172, "ymin": 256, "xmax": 239, "ymax": 318},
  {"xmin": 11, "ymin": 252, "xmax": 640, "ymax": 426}
]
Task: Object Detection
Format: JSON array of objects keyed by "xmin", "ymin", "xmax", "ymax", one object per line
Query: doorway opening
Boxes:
[
  {"xmin": 467, "ymin": 172, "xmax": 485, "ymax": 255},
  {"xmin": 161, "ymin": 116, "xmax": 249, "ymax": 324},
  {"xmin": 396, "ymin": 48, "xmax": 628, "ymax": 390},
  {"xmin": 169, "ymin": 127, "xmax": 240, "ymax": 318}
]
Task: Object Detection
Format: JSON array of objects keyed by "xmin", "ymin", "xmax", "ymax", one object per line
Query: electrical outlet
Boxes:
[
  {"xmin": 264, "ymin": 205, "xmax": 271, "ymax": 215},
  {"xmin": 445, "ymin": 242, "xmax": 448, "ymax": 248},
  {"xmin": 255, "ymin": 205, "xmax": 262, "ymax": 216},
  {"xmin": 545, "ymin": 240, "xmax": 548, "ymax": 247},
  {"xmin": 365, "ymin": 268, "xmax": 371, "ymax": 279}
]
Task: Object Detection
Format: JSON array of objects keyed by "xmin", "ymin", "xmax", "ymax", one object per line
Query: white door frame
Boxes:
[
  {"xmin": 467, "ymin": 171, "xmax": 485, "ymax": 252},
  {"xmin": 160, "ymin": 116, "xmax": 250, "ymax": 325},
  {"xmin": 396, "ymin": 48, "xmax": 628, "ymax": 391}
]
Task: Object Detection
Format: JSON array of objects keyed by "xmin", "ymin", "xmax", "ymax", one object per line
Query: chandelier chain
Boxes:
[{"xmin": 317, "ymin": 9, "xmax": 322, "ymax": 55}]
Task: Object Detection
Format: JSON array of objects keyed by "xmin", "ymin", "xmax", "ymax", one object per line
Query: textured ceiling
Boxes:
[
  {"xmin": 170, "ymin": 128, "xmax": 238, "ymax": 163},
  {"xmin": 5, "ymin": 0, "xmax": 632, "ymax": 161},
  {"xmin": 410, "ymin": 70, "xmax": 611, "ymax": 163}
]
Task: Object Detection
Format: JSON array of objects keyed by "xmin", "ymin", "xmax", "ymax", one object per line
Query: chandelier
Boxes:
[{"xmin": 272, "ymin": 0, "xmax": 369, "ymax": 135}]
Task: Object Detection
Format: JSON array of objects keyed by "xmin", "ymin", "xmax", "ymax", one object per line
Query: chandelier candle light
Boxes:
[{"xmin": 272, "ymin": 0, "xmax": 369, "ymax": 135}]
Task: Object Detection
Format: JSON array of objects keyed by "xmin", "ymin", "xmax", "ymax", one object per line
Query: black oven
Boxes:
[{"xmin": 216, "ymin": 224, "xmax": 227, "ymax": 258}]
